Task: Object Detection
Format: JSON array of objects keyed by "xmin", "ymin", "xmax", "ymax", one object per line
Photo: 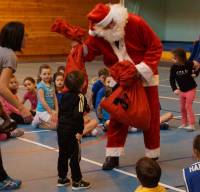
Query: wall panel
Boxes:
[{"xmin": 0, "ymin": 0, "xmax": 118, "ymax": 60}]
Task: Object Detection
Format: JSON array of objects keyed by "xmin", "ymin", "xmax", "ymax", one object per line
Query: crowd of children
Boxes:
[{"xmin": 0, "ymin": 24, "xmax": 199, "ymax": 191}]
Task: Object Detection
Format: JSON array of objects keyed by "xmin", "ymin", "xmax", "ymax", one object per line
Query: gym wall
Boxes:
[{"xmin": 0, "ymin": 0, "xmax": 118, "ymax": 61}]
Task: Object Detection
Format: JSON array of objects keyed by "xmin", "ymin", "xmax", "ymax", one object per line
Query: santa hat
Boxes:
[
  {"xmin": 87, "ymin": 3, "xmax": 114, "ymax": 36},
  {"xmin": 51, "ymin": 18, "xmax": 86, "ymax": 42}
]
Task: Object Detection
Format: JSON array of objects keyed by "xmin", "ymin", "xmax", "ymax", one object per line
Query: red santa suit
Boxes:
[{"xmin": 84, "ymin": 3, "xmax": 162, "ymax": 168}]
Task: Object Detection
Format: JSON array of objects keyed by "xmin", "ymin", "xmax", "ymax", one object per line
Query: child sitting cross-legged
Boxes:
[{"xmin": 135, "ymin": 157, "xmax": 166, "ymax": 192}]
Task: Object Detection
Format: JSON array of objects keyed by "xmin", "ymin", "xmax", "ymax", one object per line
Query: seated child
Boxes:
[
  {"xmin": 0, "ymin": 75, "xmax": 31, "ymax": 124},
  {"xmin": 0, "ymin": 101, "xmax": 24, "ymax": 141},
  {"xmin": 32, "ymin": 64, "xmax": 58, "ymax": 130},
  {"xmin": 160, "ymin": 112, "xmax": 173, "ymax": 130},
  {"xmin": 22, "ymin": 77, "xmax": 37, "ymax": 116},
  {"xmin": 183, "ymin": 134, "xmax": 200, "ymax": 192},
  {"xmin": 135, "ymin": 157, "xmax": 166, "ymax": 192},
  {"xmin": 53, "ymin": 65, "xmax": 65, "ymax": 83},
  {"xmin": 53, "ymin": 72, "xmax": 65, "ymax": 108},
  {"xmin": 82, "ymin": 114, "xmax": 99, "ymax": 136},
  {"xmin": 89, "ymin": 67, "xmax": 109, "ymax": 110}
]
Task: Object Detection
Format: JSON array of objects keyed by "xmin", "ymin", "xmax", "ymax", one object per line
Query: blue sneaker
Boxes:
[{"xmin": 0, "ymin": 177, "xmax": 22, "ymax": 190}]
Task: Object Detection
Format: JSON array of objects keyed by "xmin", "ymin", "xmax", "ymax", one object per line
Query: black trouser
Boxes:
[
  {"xmin": 10, "ymin": 113, "xmax": 25, "ymax": 124},
  {"xmin": 57, "ymin": 129, "xmax": 82, "ymax": 182},
  {"xmin": 0, "ymin": 148, "xmax": 7, "ymax": 181}
]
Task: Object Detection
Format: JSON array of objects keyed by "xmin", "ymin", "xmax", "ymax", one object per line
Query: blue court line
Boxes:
[{"xmin": 17, "ymin": 137, "xmax": 186, "ymax": 192}]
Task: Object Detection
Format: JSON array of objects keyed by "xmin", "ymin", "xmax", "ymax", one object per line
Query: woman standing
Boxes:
[{"xmin": 0, "ymin": 21, "xmax": 32, "ymax": 190}]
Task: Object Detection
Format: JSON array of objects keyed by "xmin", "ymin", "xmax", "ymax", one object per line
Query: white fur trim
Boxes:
[
  {"xmin": 135, "ymin": 62, "xmax": 153, "ymax": 83},
  {"xmin": 96, "ymin": 7, "xmax": 113, "ymax": 28},
  {"xmin": 143, "ymin": 75, "xmax": 159, "ymax": 87},
  {"xmin": 88, "ymin": 29, "xmax": 96, "ymax": 36},
  {"xmin": 145, "ymin": 147, "xmax": 160, "ymax": 158},
  {"xmin": 106, "ymin": 147, "xmax": 124, "ymax": 156}
]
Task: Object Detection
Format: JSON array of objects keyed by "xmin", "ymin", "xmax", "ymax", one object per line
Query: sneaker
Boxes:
[
  {"xmin": 91, "ymin": 128, "xmax": 98, "ymax": 136},
  {"xmin": 72, "ymin": 180, "xmax": 91, "ymax": 190},
  {"xmin": 178, "ymin": 124, "xmax": 186, "ymax": 129},
  {"xmin": 31, "ymin": 115, "xmax": 40, "ymax": 128},
  {"xmin": 10, "ymin": 129, "xmax": 24, "ymax": 138},
  {"xmin": 0, "ymin": 176, "xmax": 21, "ymax": 190},
  {"xmin": 160, "ymin": 122, "xmax": 169, "ymax": 130},
  {"xmin": 184, "ymin": 125, "xmax": 195, "ymax": 132},
  {"xmin": 57, "ymin": 177, "xmax": 70, "ymax": 187},
  {"xmin": 128, "ymin": 127, "xmax": 138, "ymax": 133}
]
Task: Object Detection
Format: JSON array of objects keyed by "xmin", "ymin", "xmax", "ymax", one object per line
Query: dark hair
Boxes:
[
  {"xmin": 0, "ymin": 21, "xmax": 25, "ymax": 51},
  {"xmin": 172, "ymin": 48, "xmax": 187, "ymax": 63},
  {"xmin": 37, "ymin": 64, "xmax": 51, "ymax": 83},
  {"xmin": 136, "ymin": 157, "xmax": 161, "ymax": 188},
  {"xmin": 193, "ymin": 135, "xmax": 200, "ymax": 153},
  {"xmin": 98, "ymin": 67, "xmax": 109, "ymax": 77},
  {"xmin": 23, "ymin": 77, "xmax": 35, "ymax": 84},
  {"xmin": 64, "ymin": 71, "xmax": 84, "ymax": 92},
  {"xmin": 57, "ymin": 65, "xmax": 65, "ymax": 73},
  {"xmin": 105, "ymin": 86, "xmax": 112, "ymax": 97},
  {"xmin": 53, "ymin": 72, "xmax": 64, "ymax": 83}
]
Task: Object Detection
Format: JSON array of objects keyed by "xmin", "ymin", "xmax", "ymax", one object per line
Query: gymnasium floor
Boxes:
[{"xmin": 1, "ymin": 61, "xmax": 200, "ymax": 192}]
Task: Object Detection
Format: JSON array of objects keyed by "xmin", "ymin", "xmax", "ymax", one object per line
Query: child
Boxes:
[
  {"xmin": 0, "ymin": 101, "xmax": 24, "ymax": 141},
  {"xmin": 32, "ymin": 64, "xmax": 58, "ymax": 129},
  {"xmin": 183, "ymin": 134, "xmax": 200, "ymax": 192},
  {"xmin": 57, "ymin": 71, "xmax": 90, "ymax": 190},
  {"xmin": 22, "ymin": 77, "xmax": 37, "ymax": 115},
  {"xmin": 90, "ymin": 67, "xmax": 109, "ymax": 110},
  {"xmin": 82, "ymin": 114, "xmax": 99, "ymax": 136},
  {"xmin": 135, "ymin": 157, "xmax": 166, "ymax": 192},
  {"xmin": 170, "ymin": 48, "xmax": 200, "ymax": 131},
  {"xmin": 0, "ymin": 75, "xmax": 30, "ymax": 124},
  {"xmin": 53, "ymin": 72, "xmax": 65, "ymax": 108}
]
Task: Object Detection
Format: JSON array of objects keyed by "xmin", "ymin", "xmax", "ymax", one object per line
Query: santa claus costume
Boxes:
[{"xmin": 84, "ymin": 3, "xmax": 162, "ymax": 170}]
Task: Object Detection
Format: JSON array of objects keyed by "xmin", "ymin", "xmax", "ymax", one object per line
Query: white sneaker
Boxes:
[
  {"xmin": 32, "ymin": 115, "xmax": 40, "ymax": 128},
  {"xmin": 178, "ymin": 125, "xmax": 186, "ymax": 129},
  {"xmin": 91, "ymin": 128, "xmax": 99, "ymax": 136},
  {"xmin": 128, "ymin": 127, "xmax": 138, "ymax": 133},
  {"xmin": 184, "ymin": 126, "xmax": 195, "ymax": 131}
]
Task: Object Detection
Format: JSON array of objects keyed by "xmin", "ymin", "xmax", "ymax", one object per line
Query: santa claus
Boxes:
[{"xmin": 83, "ymin": 3, "xmax": 162, "ymax": 170}]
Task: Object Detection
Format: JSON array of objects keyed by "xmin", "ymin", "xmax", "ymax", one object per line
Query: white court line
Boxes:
[
  {"xmin": 159, "ymin": 84, "xmax": 200, "ymax": 92},
  {"xmin": 159, "ymin": 96, "xmax": 200, "ymax": 104},
  {"xmin": 17, "ymin": 137, "xmax": 185, "ymax": 192},
  {"xmin": 173, "ymin": 114, "xmax": 200, "ymax": 120},
  {"xmin": 24, "ymin": 130, "xmax": 52, "ymax": 134}
]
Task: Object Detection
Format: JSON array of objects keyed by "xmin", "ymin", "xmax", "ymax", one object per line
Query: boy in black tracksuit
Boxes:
[{"xmin": 57, "ymin": 71, "xmax": 90, "ymax": 190}]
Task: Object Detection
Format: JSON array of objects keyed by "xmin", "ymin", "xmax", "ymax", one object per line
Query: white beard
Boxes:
[{"xmin": 94, "ymin": 4, "xmax": 128, "ymax": 43}]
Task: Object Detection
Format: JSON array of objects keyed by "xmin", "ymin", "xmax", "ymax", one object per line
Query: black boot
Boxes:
[{"xmin": 102, "ymin": 156, "xmax": 119, "ymax": 170}]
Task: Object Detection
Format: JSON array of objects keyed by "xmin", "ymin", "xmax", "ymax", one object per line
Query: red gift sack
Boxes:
[
  {"xmin": 51, "ymin": 19, "xmax": 88, "ymax": 94},
  {"xmin": 101, "ymin": 80, "xmax": 151, "ymax": 130},
  {"xmin": 64, "ymin": 44, "xmax": 88, "ymax": 94}
]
